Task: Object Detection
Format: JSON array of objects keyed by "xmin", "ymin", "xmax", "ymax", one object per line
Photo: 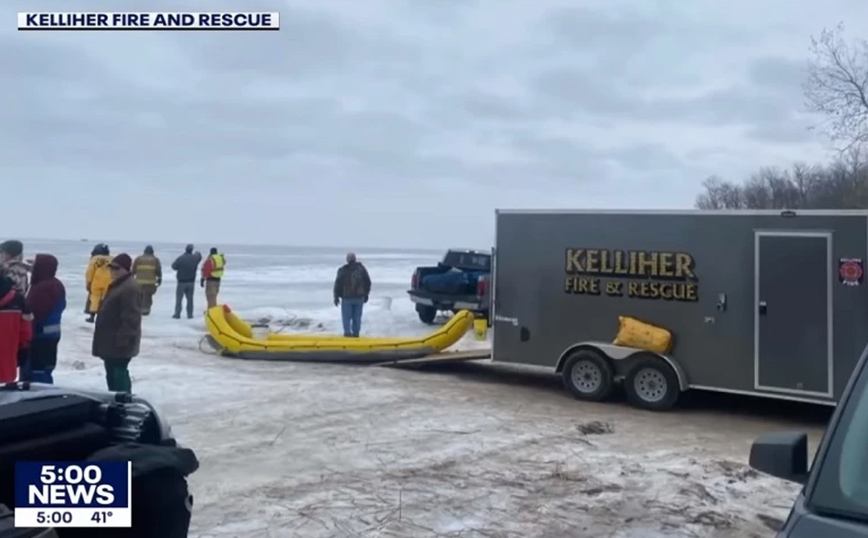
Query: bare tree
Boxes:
[
  {"xmin": 695, "ymin": 176, "xmax": 743, "ymax": 209},
  {"xmin": 804, "ymin": 24, "xmax": 868, "ymax": 150}
]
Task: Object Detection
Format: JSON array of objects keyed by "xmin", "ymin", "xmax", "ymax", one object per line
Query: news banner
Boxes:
[
  {"xmin": 14, "ymin": 462, "xmax": 131, "ymax": 528},
  {"xmin": 17, "ymin": 11, "xmax": 280, "ymax": 31}
]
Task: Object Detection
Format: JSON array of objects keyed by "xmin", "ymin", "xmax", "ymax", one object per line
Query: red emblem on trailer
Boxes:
[{"xmin": 839, "ymin": 258, "xmax": 864, "ymax": 286}]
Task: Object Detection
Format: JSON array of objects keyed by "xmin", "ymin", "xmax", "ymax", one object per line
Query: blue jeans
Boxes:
[{"xmin": 340, "ymin": 297, "xmax": 365, "ymax": 337}]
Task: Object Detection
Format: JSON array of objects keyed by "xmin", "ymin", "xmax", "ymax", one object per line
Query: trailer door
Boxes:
[{"xmin": 755, "ymin": 231, "xmax": 833, "ymax": 398}]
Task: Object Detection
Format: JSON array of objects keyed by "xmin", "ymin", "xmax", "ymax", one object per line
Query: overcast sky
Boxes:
[{"xmin": 2, "ymin": 0, "xmax": 867, "ymax": 249}]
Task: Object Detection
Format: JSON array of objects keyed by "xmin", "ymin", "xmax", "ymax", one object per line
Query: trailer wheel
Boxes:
[
  {"xmin": 561, "ymin": 349, "xmax": 615, "ymax": 402},
  {"xmin": 416, "ymin": 305, "xmax": 437, "ymax": 324},
  {"xmin": 624, "ymin": 355, "xmax": 679, "ymax": 411}
]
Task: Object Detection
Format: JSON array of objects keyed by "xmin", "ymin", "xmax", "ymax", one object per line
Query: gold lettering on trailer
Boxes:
[
  {"xmin": 565, "ymin": 276, "xmax": 601, "ymax": 295},
  {"xmin": 564, "ymin": 247, "xmax": 699, "ymax": 302}
]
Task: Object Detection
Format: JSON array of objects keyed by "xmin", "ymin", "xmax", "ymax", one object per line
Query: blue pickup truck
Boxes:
[{"xmin": 407, "ymin": 249, "xmax": 491, "ymax": 324}]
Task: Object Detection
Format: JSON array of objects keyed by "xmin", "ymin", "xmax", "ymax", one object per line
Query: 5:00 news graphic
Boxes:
[{"xmin": 14, "ymin": 461, "xmax": 131, "ymax": 528}]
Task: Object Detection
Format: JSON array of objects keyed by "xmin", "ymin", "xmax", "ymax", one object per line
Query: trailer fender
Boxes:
[{"xmin": 555, "ymin": 342, "xmax": 688, "ymax": 392}]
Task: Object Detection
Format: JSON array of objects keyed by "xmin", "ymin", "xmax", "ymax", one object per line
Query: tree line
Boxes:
[{"xmin": 695, "ymin": 25, "xmax": 868, "ymax": 210}]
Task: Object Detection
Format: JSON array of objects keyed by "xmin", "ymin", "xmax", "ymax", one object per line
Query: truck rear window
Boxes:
[{"xmin": 443, "ymin": 252, "xmax": 491, "ymax": 271}]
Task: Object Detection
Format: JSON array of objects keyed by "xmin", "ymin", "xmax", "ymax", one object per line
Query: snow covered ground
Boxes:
[
  {"xmin": 57, "ymin": 318, "xmax": 824, "ymax": 538},
  {"xmin": 32, "ymin": 240, "xmax": 827, "ymax": 537}
]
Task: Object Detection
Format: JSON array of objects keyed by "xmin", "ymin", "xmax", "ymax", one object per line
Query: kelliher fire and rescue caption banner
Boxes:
[{"xmin": 564, "ymin": 248, "xmax": 699, "ymax": 301}]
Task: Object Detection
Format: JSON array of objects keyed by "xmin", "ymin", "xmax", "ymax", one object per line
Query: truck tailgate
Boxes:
[{"xmin": 408, "ymin": 289, "xmax": 483, "ymax": 309}]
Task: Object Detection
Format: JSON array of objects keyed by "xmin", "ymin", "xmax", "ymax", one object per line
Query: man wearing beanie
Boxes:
[
  {"xmin": 91, "ymin": 253, "xmax": 142, "ymax": 392},
  {"xmin": 0, "ymin": 239, "xmax": 30, "ymax": 296}
]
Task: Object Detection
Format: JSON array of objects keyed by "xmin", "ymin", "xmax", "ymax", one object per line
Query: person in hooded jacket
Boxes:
[
  {"xmin": 0, "ymin": 273, "xmax": 32, "ymax": 383},
  {"xmin": 25, "ymin": 254, "xmax": 66, "ymax": 384},
  {"xmin": 85, "ymin": 243, "xmax": 113, "ymax": 323},
  {"xmin": 0, "ymin": 239, "xmax": 31, "ymax": 296}
]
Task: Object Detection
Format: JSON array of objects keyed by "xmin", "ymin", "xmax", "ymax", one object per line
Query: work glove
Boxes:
[
  {"xmin": 334, "ymin": 298, "xmax": 340, "ymax": 307},
  {"xmin": 200, "ymin": 278, "xmax": 205, "ymax": 288}
]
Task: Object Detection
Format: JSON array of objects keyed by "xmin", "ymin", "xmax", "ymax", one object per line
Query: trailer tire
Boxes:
[
  {"xmin": 416, "ymin": 305, "xmax": 437, "ymax": 324},
  {"xmin": 624, "ymin": 355, "xmax": 679, "ymax": 411},
  {"xmin": 561, "ymin": 349, "xmax": 615, "ymax": 402}
]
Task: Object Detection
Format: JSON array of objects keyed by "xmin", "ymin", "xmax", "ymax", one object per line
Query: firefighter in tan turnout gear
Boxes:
[
  {"xmin": 132, "ymin": 245, "xmax": 163, "ymax": 315},
  {"xmin": 200, "ymin": 247, "xmax": 225, "ymax": 309}
]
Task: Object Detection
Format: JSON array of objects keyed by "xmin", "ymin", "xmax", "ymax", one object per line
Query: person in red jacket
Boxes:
[{"xmin": 0, "ymin": 273, "xmax": 32, "ymax": 382}]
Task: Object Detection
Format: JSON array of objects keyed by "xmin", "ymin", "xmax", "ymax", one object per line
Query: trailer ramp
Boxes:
[{"xmin": 374, "ymin": 349, "xmax": 491, "ymax": 368}]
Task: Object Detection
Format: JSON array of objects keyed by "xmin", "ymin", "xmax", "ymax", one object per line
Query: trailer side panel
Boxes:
[{"xmin": 492, "ymin": 212, "xmax": 868, "ymax": 402}]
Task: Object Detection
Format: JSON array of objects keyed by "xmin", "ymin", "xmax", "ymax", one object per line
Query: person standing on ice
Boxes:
[
  {"xmin": 333, "ymin": 252, "xmax": 371, "ymax": 337},
  {"xmin": 0, "ymin": 240, "xmax": 31, "ymax": 296},
  {"xmin": 92, "ymin": 253, "xmax": 142, "ymax": 392},
  {"xmin": 171, "ymin": 244, "xmax": 202, "ymax": 319},
  {"xmin": 85, "ymin": 243, "xmax": 113, "ymax": 323},
  {"xmin": 132, "ymin": 245, "xmax": 163, "ymax": 316},
  {"xmin": 25, "ymin": 254, "xmax": 66, "ymax": 383},
  {"xmin": 200, "ymin": 247, "xmax": 225, "ymax": 309},
  {"xmin": 0, "ymin": 273, "xmax": 32, "ymax": 383}
]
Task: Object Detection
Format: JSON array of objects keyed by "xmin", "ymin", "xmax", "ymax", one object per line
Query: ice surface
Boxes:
[{"xmin": 25, "ymin": 240, "xmax": 818, "ymax": 537}]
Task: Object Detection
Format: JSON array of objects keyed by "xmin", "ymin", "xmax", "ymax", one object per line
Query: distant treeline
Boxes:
[{"xmin": 695, "ymin": 25, "xmax": 868, "ymax": 210}]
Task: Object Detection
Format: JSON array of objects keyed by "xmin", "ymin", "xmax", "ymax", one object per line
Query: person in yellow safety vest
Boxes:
[
  {"xmin": 200, "ymin": 247, "xmax": 225, "ymax": 309},
  {"xmin": 85, "ymin": 243, "xmax": 113, "ymax": 323},
  {"xmin": 132, "ymin": 245, "xmax": 163, "ymax": 316}
]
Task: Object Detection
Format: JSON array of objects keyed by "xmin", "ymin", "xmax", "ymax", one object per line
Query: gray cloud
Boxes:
[{"xmin": 1, "ymin": 0, "xmax": 866, "ymax": 247}]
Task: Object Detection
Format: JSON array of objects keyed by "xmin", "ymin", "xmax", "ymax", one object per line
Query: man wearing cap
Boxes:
[
  {"xmin": 333, "ymin": 252, "xmax": 372, "ymax": 337},
  {"xmin": 132, "ymin": 245, "xmax": 163, "ymax": 316},
  {"xmin": 171, "ymin": 244, "xmax": 202, "ymax": 319},
  {"xmin": 0, "ymin": 239, "xmax": 31, "ymax": 296},
  {"xmin": 92, "ymin": 253, "xmax": 142, "ymax": 392}
]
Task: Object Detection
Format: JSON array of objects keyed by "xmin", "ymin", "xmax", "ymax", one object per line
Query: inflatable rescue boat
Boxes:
[{"xmin": 204, "ymin": 305, "xmax": 473, "ymax": 362}]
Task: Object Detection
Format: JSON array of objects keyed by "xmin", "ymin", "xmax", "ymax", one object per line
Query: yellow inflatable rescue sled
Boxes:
[
  {"xmin": 612, "ymin": 315, "xmax": 673, "ymax": 354},
  {"xmin": 204, "ymin": 305, "xmax": 474, "ymax": 362}
]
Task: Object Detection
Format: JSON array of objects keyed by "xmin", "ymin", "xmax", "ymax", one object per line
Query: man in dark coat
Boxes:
[
  {"xmin": 92, "ymin": 253, "xmax": 142, "ymax": 392},
  {"xmin": 333, "ymin": 252, "xmax": 372, "ymax": 337},
  {"xmin": 171, "ymin": 244, "xmax": 202, "ymax": 319}
]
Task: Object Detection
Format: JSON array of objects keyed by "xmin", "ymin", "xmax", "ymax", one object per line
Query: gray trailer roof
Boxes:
[{"xmin": 495, "ymin": 209, "xmax": 868, "ymax": 217}]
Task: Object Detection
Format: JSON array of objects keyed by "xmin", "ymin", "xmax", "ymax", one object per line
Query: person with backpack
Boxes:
[
  {"xmin": 25, "ymin": 254, "xmax": 66, "ymax": 384},
  {"xmin": 0, "ymin": 239, "xmax": 30, "ymax": 296},
  {"xmin": 333, "ymin": 252, "xmax": 371, "ymax": 337}
]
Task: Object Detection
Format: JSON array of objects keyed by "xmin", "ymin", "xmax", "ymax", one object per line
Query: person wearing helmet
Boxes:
[
  {"xmin": 85, "ymin": 243, "xmax": 113, "ymax": 323},
  {"xmin": 132, "ymin": 245, "xmax": 163, "ymax": 316}
]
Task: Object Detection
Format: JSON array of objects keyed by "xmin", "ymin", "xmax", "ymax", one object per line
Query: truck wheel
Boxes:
[
  {"xmin": 624, "ymin": 355, "xmax": 679, "ymax": 411},
  {"xmin": 561, "ymin": 349, "xmax": 615, "ymax": 402},
  {"xmin": 416, "ymin": 305, "xmax": 437, "ymax": 324}
]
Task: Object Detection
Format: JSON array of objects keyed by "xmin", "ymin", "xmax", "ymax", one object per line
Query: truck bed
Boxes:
[{"xmin": 407, "ymin": 288, "xmax": 485, "ymax": 310}]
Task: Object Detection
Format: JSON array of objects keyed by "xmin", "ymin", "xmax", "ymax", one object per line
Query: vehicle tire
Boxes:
[
  {"xmin": 624, "ymin": 355, "xmax": 680, "ymax": 411},
  {"xmin": 416, "ymin": 305, "xmax": 437, "ymax": 324},
  {"xmin": 561, "ymin": 349, "xmax": 615, "ymax": 402}
]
